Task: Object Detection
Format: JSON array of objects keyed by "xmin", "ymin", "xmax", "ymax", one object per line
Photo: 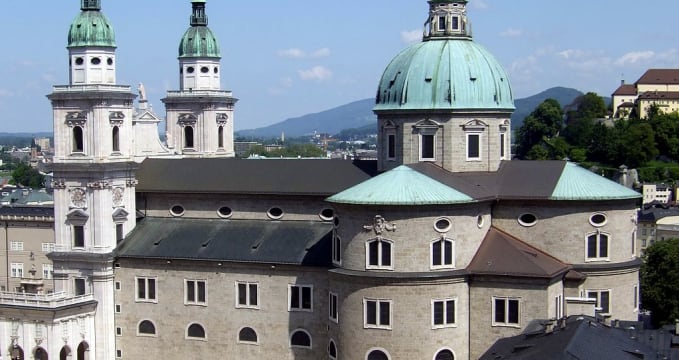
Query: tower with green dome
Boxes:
[
  {"xmin": 162, "ymin": 0, "xmax": 237, "ymax": 158},
  {"xmin": 375, "ymin": 0, "xmax": 514, "ymax": 173}
]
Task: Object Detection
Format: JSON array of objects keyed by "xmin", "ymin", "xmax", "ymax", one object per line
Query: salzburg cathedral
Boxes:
[{"xmin": 0, "ymin": 0, "xmax": 641, "ymax": 359}]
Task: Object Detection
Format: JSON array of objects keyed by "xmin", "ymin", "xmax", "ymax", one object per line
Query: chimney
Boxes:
[{"xmin": 621, "ymin": 79, "xmax": 625, "ymax": 86}]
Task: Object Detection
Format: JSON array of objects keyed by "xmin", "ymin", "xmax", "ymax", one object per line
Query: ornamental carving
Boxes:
[
  {"xmin": 112, "ymin": 187, "xmax": 124, "ymax": 206},
  {"xmin": 87, "ymin": 181, "xmax": 111, "ymax": 190},
  {"xmin": 126, "ymin": 179, "xmax": 139, "ymax": 187},
  {"xmin": 65, "ymin": 112, "xmax": 87, "ymax": 127},
  {"xmin": 52, "ymin": 179, "xmax": 67, "ymax": 189},
  {"xmin": 70, "ymin": 188, "xmax": 87, "ymax": 208},
  {"xmin": 363, "ymin": 215, "xmax": 396, "ymax": 238},
  {"xmin": 216, "ymin": 113, "xmax": 229, "ymax": 125},
  {"xmin": 178, "ymin": 113, "xmax": 198, "ymax": 125},
  {"xmin": 109, "ymin": 111, "xmax": 125, "ymax": 125}
]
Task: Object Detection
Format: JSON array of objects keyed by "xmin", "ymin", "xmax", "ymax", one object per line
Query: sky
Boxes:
[{"xmin": 1, "ymin": 0, "xmax": 679, "ymax": 133}]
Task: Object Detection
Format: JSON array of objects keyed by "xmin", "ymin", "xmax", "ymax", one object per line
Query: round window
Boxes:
[
  {"xmin": 201, "ymin": 66, "xmax": 210, "ymax": 73},
  {"xmin": 477, "ymin": 214, "xmax": 485, "ymax": 228},
  {"xmin": 91, "ymin": 57, "xmax": 101, "ymax": 65},
  {"xmin": 320, "ymin": 208, "xmax": 334, "ymax": 221},
  {"xmin": 214, "ymin": 67, "xmax": 219, "ymax": 74},
  {"xmin": 518, "ymin": 213, "xmax": 538, "ymax": 227},
  {"xmin": 267, "ymin": 207, "xmax": 284, "ymax": 220},
  {"xmin": 170, "ymin": 205, "xmax": 185, "ymax": 217},
  {"xmin": 217, "ymin": 206, "xmax": 233, "ymax": 218},
  {"xmin": 590, "ymin": 213, "xmax": 607, "ymax": 227},
  {"xmin": 75, "ymin": 57, "xmax": 84, "ymax": 65},
  {"xmin": 186, "ymin": 66, "xmax": 195, "ymax": 74},
  {"xmin": 434, "ymin": 217, "xmax": 452, "ymax": 233},
  {"xmin": 107, "ymin": 58, "xmax": 113, "ymax": 66}
]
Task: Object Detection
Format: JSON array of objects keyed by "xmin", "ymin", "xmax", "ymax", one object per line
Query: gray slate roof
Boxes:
[
  {"xmin": 0, "ymin": 205, "xmax": 54, "ymax": 217},
  {"xmin": 116, "ymin": 217, "xmax": 333, "ymax": 266}
]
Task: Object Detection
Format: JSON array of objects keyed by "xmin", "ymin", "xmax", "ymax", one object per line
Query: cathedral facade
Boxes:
[{"xmin": 0, "ymin": 1, "xmax": 641, "ymax": 360}]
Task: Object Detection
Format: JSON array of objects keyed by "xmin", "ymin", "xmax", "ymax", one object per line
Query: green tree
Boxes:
[
  {"xmin": 562, "ymin": 92, "xmax": 607, "ymax": 148},
  {"xmin": 10, "ymin": 162, "xmax": 45, "ymax": 188},
  {"xmin": 641, "ymin": 238, "xmax": 679, "ymax": 328},
  {"xmin": 515, "ymin": 98, "xmax": 564, "ymax": 159}
]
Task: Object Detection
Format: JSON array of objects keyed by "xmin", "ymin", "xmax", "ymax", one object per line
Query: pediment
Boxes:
[
  {"xmin": 462, "ymin": 119, "xmax": 488, "ymax": 131},
  {"xmin": 112, "ymin": 208, "xmax": 129, "ymax": 223},
  {"xmin": 413, "ymin": 119, "xmax": 441, "ymax": 129},
  {"xmin": 136, "ymin": 110, "xmax": 161, "ymax": 122},
  {"xmin": 382, "ymin": 120, "xmax": 397, "ymax": 129},
  {"xmin": 66, "ymin": 209, "xmax": 89, "ymax": 224}
]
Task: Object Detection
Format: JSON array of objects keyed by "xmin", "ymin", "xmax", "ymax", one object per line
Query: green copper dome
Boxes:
[
  {"xmin": 178, "ymin": 0, "xmax": 220, "ymax": 58},
  {"xmin": 67, "ymin": 1, "xmax": 116, "ymax": 48}
]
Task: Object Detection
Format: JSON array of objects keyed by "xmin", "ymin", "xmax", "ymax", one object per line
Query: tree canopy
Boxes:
[
  {"xmin": 10, "ymin": 162, "xmax": 45, "ymax": 188},
  {"xmin": 641, "ymin": 238, "xmax": 679, "ymax": 328}
]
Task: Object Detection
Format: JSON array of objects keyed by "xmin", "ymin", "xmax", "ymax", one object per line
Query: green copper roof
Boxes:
[
  {"xmin": 67, "ymin": 3, "xmax": 116, "ymax": 48},
  {"xmin": 550, "ymin": 163, "xmax": 641, "ymax": 200},
  {"xmin": 327, "ymin": 165, "xmax": 474, "ymax": 205},
  {"xmin": 374, "ymin": 38, "xmax": 514, "ymax": 112},
  {"xmin": 178, "ymin": 0, "xmax": 220, "ymax": 58}
]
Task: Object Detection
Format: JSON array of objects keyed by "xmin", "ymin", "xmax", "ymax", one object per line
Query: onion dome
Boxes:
[
  {"xmin": 67, "ymin": 0, "xmax": 116, "ymax": 48},
  {"xmin": 178, "ymin": 0, "xmax": 221, "ymax": 58},
  {"xmin": 374, "ymin": 0, "xmax": 513, "ymax": 111}
]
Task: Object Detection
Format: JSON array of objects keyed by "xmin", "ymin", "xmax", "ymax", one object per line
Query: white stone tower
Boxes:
[
  {"xmin": 163, "ymin": 0, "xmax": 237, "ymax": 157},
  {"xmin": 46, "ymin": 1, "xmax": 137, "ymax": 358}
]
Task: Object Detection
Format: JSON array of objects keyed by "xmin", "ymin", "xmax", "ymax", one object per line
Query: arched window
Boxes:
[
  {"xmin": 290, "ymin": 329, "xmax": 312, "ymax": 348},
  {"xmin": 76, "ymin": 341, "xmax": 89, "ymax": 360},
  {"xmin": 187, "ymin": 323, "xmax": 206, "ymax": 339},
  {"xmin": 60, "ymin": 346, "xmax": 71, "ymax": 360},
  {"xmin": 184, "ymin": 126, "xmax": 194, "ymax": 149},
  {"xmin": 218, "ymin": 126, "xmax": 224, "ymax": 148},
  {"xmin": 34, "ymin": 346, "xmax": 48, "ymax": 360},
  {"xmin": 238, "ymin": 327, "xmax": 258, "ymax": 343},
  {"xmin": 73, "ymin": 126, "xmax": 84, "ymax": 152},
  {"xmin": 138, "ymin": 320, "xmax": 156, "ymax": 335},
  {"xmin": 431, "ymin": 238, "xmax": 454, "ymax": 268},
  {"xmin": 329, "ymin": 339, "xmax": 338, "ymax": 359},
  {"xmin": 586, "ymin": 232, "xmax": 610, "ymax": 260},
  {"xmin": 112, "ymin": 126, "xmax": 120, "ymax": 152},
  {"xmin": 366, "ymin": 238, "xmax": 393, "ymax": 270},
  {"xmin": 367, "ymin": 349, "xmax": 390, "ymax": 360},
  {"xmin": 435, "ymin": 349, "xmax": 455, "ymax": 360},
  {"xmin": 10, "ymin": 345, "xmax": 24, "ymax": 360}
]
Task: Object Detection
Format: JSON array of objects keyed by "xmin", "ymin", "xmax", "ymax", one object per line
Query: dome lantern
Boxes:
[
  {"xmin": 190, "ymin": 0, "xmax": 208, "ymax": 27},
  {"xmin": 81, "ymin": 0, "xmax": 101, "ymax": 11},
  {"xmin": 425, "ymin": 0, "xmax": 471, "ymax": 40},
  {"xmin": 178, "ymin": 0, "xmax": 220, "ymax": 59}
]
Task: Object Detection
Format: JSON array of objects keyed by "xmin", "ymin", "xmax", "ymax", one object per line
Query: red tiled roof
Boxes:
[
  {"xmin": 612, "ymin": 84, "xmax": 637, "ymax": 96},
  {"xmin": 636, "ymin": 69, "xmax": 679, "ymax": 85},
  {"xmin": 637, "ymin": 91, "xmax": 679, "ymax": 100}
]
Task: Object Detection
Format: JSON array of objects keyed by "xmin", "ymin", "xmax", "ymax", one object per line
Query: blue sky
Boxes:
[{"xmin": 1, "ymin": 0, "xmax": 678, "ymax": 133}]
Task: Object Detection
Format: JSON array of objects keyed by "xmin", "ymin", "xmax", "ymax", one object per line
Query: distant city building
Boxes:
[
  {"xmin": 34, "ymin": 137, "xmax": 51, "ymax": 152},
  {"xmin": 612, "ymin": 69, "xmax": 679, "ymax": 119},
  {"xmin": 234, "ymin": 141, "xmax": 261, "ymax": 157},
  {"xmin": 642, "ymin": 183, "xmax": 673, "ymax": 204},
  {"xmin": 637, "ymin": 204, "xmax": 679, "ymax": 252}
]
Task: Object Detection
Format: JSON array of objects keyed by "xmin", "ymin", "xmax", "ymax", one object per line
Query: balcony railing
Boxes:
[
  {"xmin": 166, "ymin": 90, "xmax": 233, "ymax": 97},
  {"xmin": 0, "ymin": 291, "xmax": 94, "ymax": 308},
  {"xmin": 52, "ymin": 84, "xmax": 131, "ymax": 93},
  {"xmin": 53, "ymin": 244, "xmax": 114, "ymax": 254}
]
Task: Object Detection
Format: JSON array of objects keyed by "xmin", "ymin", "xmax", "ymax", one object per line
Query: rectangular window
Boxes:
[
  {"xmin": 185, "ymin": 280, "xmax": 206, "ymax": 305},
  {"xmin": 10, "ymin": 242, "xmax": 24, "ymax": 251},
  {"xmin": 431, "ymin": 238, "xmax": 454, "ymax": 269},
  {"xmin": 555, "ymin": 294, "xmax": 563, "ymax": 319},
  {"xmin": 438, "ymin": 16, "xmax": 446, "ymax": 31},
  {"xmin": 10, "ymin": 263, "xmax": 23, "ymax": 278},
  {"xmin": 73, "ymin": 225, "xmax": 85, "ymax": 248},
  {"xmin": 116, "ymin": 224, "xmax": 124, "ymax": 244},
  {"xmin": 500, "ymin": 133, "xmax": 506, "ymax": 159},
  {"xmin": 136, "ymin": 277, "xmax": 157, "ymax": 302},
  {"xmin": 493, "ymin": 297, "xmax": 520, "ymax": 326},
  {"xmin": 42, "ymin": 243, "xmax": 55, "ymax": 252},
  {"xmin": 467, "ymin": 133, "xmax": 481, "ymax": 160},
  {"xmin": 116, "ymin": 327, "xmax": 122, "ymax": 336},
  {"xmin": 115, "ymin": 304, "xmax": 121, "ymax": 313},
  {"xmin": 42, "ymin": 264, "xmax": 53, "ymax": 280},
  {"xmin": 586, "ymin": 290, "xmax": 610, "ymax": 314},
  {"xmin": 364, "ymin": 298, "xmax": 392, "ymax": 329},
  {"xmin": 387, "ymin": 134, "xmax": 396, "ymax": 159},
  {"xmin": 332, "ymin": 235, "xmax": 342, "ymax": 265},
  {"xmin": 329, "ymin": 292, "xmax": 339, "ymax": 323},
  {"xmin": 289, "ymin": 285, "xmax": 313, "ymax": 312},
  {"xmin": 421, "ymin": 134, "xmax": 435, "ymax": 160},
  {"xmin": 633, "ymin": 285, "xmax": 639, "ymax": 311},
  {"xmin": 366, "ymin": 239, "xmax": 393, "ymax": 270},
  {"xmin": 586, "ymin": 233, "xmax": 609, "ymax": 260},
  {"xmin": 236, "ymin": 281, "xmax": 259, "ymax": 309},
  {"xmin": 115, "ymin": 281, "xmax": 121, "ymax": 291},
  {"xmin": 451, "ymin": 16, "xmax": 460, "ymax": 30},
  {"xmin": 432, "ymin": 298, "xmax": 456, "ymax": 328},
  {"xmin": 74, "ymin": 278, "xmax": 87, "ymax": 296}
]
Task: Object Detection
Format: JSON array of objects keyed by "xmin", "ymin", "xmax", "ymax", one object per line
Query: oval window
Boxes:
[
  {"xmin": 333, "ymin": 216, "xmax": 340, "ymax": 228},
  {"xmin": 434, "ymin": 217, "xmax": 452, "ymax": 233},
  {"xmin": 91, "ymin": 57, "xmax": 101, "ymax": 65},
  {"xmin": 518, "ymin": 213, "xmax": 538, "ymax": 227},
  {"xmin": 267, "ymin": 207, "xmax": 284, "ymax": 220},
  {"xmin": 75, "ymin": 57, "xmax": 84, "ymax": 65},
  {"xmin": 590, "ymin": 213, "xmax": 607, "ymax": 227},
  {"xmin": 477, "ymin": 214, "xmax": 485, "ymax": 228},
  {"xmin": 214, "ymin": 67, "xmax": 219, "ymax": 74},
  {"xmin": 107, "ymin": 58, "xmax": 114, "ymax": 66},
  {"xmin": 170, "ymin": 205, "xmax": 185, "ymax": 217},
  {"xmin": 186, "ymin": 66, "xmax": 195, "ymax": 74},
  {"xmin": 320, "ymin": 208, "xmax": 334, "ymax": 221},
  {"xmin": 217, "ymin": 206, "xmax": 232, "ymax": 218},
  {"xmin": 201, "ymin": 66, "xmax": 210, "ymax": 73}
]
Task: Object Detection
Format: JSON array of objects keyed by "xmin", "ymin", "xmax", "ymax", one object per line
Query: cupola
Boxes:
[
  {"xmin": 178, "ymin": 0, "xmax": 221, "ymax": 59},
  {"xmin": 67, "ymin": 0, "xmax": 116, "ymax": 48}
]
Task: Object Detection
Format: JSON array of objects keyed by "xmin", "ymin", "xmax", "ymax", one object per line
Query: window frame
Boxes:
[
  {"xmin": 42, "ymin": 264, "xmax": 53, "ymax": 280},
  {"xmin": 74, "ymin": 278, "xmax": 87, "ymax": 296},
  {"xmin": 289, "ymin": 328, "xmax": 312, "ymax": 349},
  {"xmin": 112, "ymin": 126, "xmax": 120, "ymax": 153},
  {"xmin": 184, "ymin": 279, "xmax": 207, "ymax": 306},
  {"xmin": 137, "ymin": 320, "xmax": 157, "ymax": 337},
  {"xmin": 585, "ymin": 289, "xmax": 611, "ymax": 315},
  {"xmin": 585, "ymin": 231, "xmax": 610, "ymax": 261},
  {"xmin": 10, "ymin": 263, "xmax": 23, "ymax": 278},
  {"xmin": 434, "ymin": 348, "xmax": 456, "ymax": 360},
  {"xmin": 237, "ymin": 326, "xmax": 259, "ymax": 345},
  {"xmin": 72, "ymin": 126, "xmax": 84, "ymax": 153},
  {"xmin": 430, "ymin": 237, "xmax": 455, "ymax": 270},
  {"xmin": 329, "ymin": 292, "xmax": 339, "ymax": 323},
  {"xmin": 135, "ymin": 276, "xmax": 158, "ymax": 303},
  {"xmin": 186, "ymin": 322, "xmax": 207, "ymax": 341},
  {"xmin": 466, "ymin": 132, "xmax": 482, "ymax": 161},
  {"xmin": 363, "ymin": 298, "xmax": 392, "ymax": 330},
  {"xmin": 431, "ymin": 297, "xmax": 457, "ymax": 329},
  {"xmin": 387, "ymin": 133, "xmax": 396, "ymax": 160},
  {"xmin": 329, "ymin": 339, "xmax": 338, "ymax": 359},
  {"xmin": 73, "ymin": 225, "xmax": 85, "ymax": 248},
  {"xmin": 500, "ymin": 132, "xmax": 507, "ymax": 160},
  {"xmin": 9, "ymin": 241, "xmax": 24, "ymax": 251},
  {"xmin": 42, "ymin": 243, "xmax": 55, "ymax": 252},
  {"xmin": 365, "ymin": 238, "xmax": 394, "ymax": 270},
  {"xmin": 332, "ymin": 234, "xmax": 342, "ymax": 265},
  {"xmin": 492, "ymin": 296, "xmax": 520, "ymax": 327},
  {"xmin": 419, "ymin": 133, "xmax": 436, "ymax": 161},
  {"xmin": 366, "ymin": 348, "xmax": 392, "ymax": 360},
  {"xmin": 235, "ymin": 281, "xmax": 259, "ymax": 309},
  {"xmin": 289, "ymin": 284, "xmax": 314, "ymax": 312}
]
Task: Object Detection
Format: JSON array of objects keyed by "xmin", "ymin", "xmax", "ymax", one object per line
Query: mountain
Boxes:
[
  {"xmin": 510, "ymin": 87, "xmax": 584, "ymax": 129},
  {"xmin": 237, "ymin": 87, "xmax": 591, "ymax": 138},
  {"xmin": 237, "ymin": 99, "xmax": 376, "ymax": 138}
]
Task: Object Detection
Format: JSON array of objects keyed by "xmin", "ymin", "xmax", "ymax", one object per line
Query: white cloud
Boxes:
[
  {"xmin": 311, "ymin": 48, "xmax": 331, "ymax": 58},
  {"xmin": 298, "ymin": 66, "xmax": 333, "ymax": 82},
  {"xmin": 470, "ymin": 0, "xmax": 488, "ymax": 10},
  {"xmin": 400, "ymin": 29, "xmax": 422, "ymax": 44},
  {"xmin": 500, "ymin": 28, "xmax": 523, "ymax": 38},
  {"xmin": 614, "ymin": 51, "xmax": 655, "ymax": 66},
  {"xmin": 0, "ymin": 89, "xmax": 13, "ymax": 97},
  {"xmin": 557, "ymin": 49, "xmax": 588, "ymax": 60},
  {"xmin": 277, "ymin": 48, "xmax": 306, "ymax": 59}
]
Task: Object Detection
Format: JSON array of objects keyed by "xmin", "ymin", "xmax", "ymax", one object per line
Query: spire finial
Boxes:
[
  {"xmin": 424, "ymin": 0, "xmax": 471, "ymax": 40},
  {"xmin": 81, "ymin": 0, "xmax": 101, "ymax": 11},
  {"xmin": 190, "ymin": 0, "xmax": 208, "ymax": 26}
]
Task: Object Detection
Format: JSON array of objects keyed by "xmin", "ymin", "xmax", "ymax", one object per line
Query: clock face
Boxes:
[
  {"xmin": 112, "ymin": 187, "xmax": 124, "ymax": 206},
  {"xmin": 71, "ymin": 188, "xmax": 87, "ymax": 208}
]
